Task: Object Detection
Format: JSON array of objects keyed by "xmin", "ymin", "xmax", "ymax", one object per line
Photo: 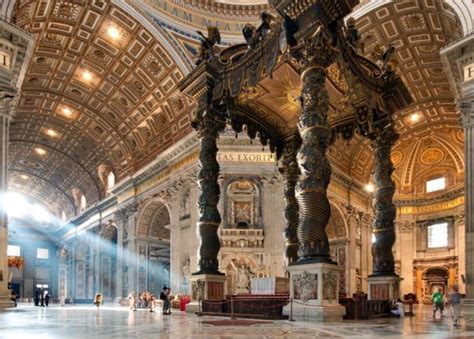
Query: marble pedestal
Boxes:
[
  {"xmin": 367, "ymin": 275, "xmax": 401, "ymax": 300},
  {"xmin": 189, "ymin": 274, "xmax": 226, "ymax": 300},
  {"xmin": 0, "ymin": 228, "xmax": 13, "ymax": 309},
  {"xmin": 187, "ymin": 274, "xmax": 226, "ymax": 313},
  {"xmin": 285, "ymin": 262, "xmax": 345, "ymax": 321}
]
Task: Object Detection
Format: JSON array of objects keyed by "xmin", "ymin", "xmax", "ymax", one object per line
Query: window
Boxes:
[
  {"xmin": 107, "ymin": 171, "xmax": 115, "ymax": 190},
  {"xmin": 36, "ymin": 248, "xmax": 49, "ymax": 259},
  {"xmin": 427, "ymin": 222, "xmax": 448, "ymax": 248},
  {"xmin": 426, "ymin": 177, "xmax": 446, "ymax": 193},
  {"xmin": 7, "ymin": 245, "xmax": 20, "ymax": 257},
  {"xmin": 80, "ymin": 194, "xmax": 87, "ymax": 212}
]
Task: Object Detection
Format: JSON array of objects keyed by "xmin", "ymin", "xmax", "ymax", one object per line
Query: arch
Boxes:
[
  {"xmin": 136, "ymin": 199, "xmax": 171, "ymax": 239},
  {"xmin": 102, "ymin": 224, "xmax": 118, "ymax": 242},
  {"xmin": 326, "ymin": 202, "xmax": 349, "ymax": 241},
  {"xmin": 422, "ymin": 266, "xmax": 449, "ymax": 279}
]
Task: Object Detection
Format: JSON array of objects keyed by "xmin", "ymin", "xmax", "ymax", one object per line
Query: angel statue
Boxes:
[
  {"xmin": 230, "ymin": 258, "xmax": 256, "ymax": 294},
  {"xmin": 242, "ymin": 12, "xmax": 274, "ymax": 48},
  {"xmin": 196, "ymin": 26, "xmax": 221, "ymax": 65}
]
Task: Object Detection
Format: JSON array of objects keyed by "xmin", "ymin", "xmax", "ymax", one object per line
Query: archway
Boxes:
[
  {"xmin": 136, "ymin": 200, "xmax": 171, "ymax": 295},
  {"xmin": 326, "ymin": 203, "xmax": 349, "ymax": 296},
  {"xmin": 422, "ymin": 267, "xmax": 449, "ymax": 303},
  {"xmin": 100, "ymin": 224, "xmax": 118, "ymax": 300}
]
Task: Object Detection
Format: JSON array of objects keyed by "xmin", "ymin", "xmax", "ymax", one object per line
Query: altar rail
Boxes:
[
  {"xmin": 340, "ymin": 296, "xmax": 392, "ymax": 320},
  {"xmin": 201, "ymin": 294, "xmax": 290, "ymax": 320}
]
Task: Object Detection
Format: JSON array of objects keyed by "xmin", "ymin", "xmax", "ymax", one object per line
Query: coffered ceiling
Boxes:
[
  {"xmin": 6, "ymin": 0, "xmax": 471, "ymax": 221},
  {"xmin": 10, "ymin": 0, "xmax": 195, "ymax": 218}
]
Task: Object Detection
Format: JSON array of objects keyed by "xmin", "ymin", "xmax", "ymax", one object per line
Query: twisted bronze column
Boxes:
[
  {"xmin": 192, "ymin": 108, "xmax": 225, "ymax": 275},
  {"xmin": 295, "ymin": 30, "xmax": 336, "ymax": 264},
  {"xmin": 281, "ymin": 138, "xmax": 300, "ymax": 263},
  {"xmin": 370, "ymin": 125, "xmax": 398, "ymax": 276}
]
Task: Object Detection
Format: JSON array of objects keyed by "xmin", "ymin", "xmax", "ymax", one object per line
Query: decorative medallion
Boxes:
[
  {"xmin": 420, "ymin": 148, "xmax": 444, "ymax": 165},
  {"xmin": 391, "ymin": 151, "xmax": 403, "ymax": 167}
]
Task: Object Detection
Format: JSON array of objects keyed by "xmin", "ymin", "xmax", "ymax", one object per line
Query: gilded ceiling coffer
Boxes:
[
  {"xmin": 280, "ymin": 137, "xmax": 301, "ymax": 263},
  {"xmin": 191, "ymin": 105, "xmax": 226, "ymax": 275},
  {"xmin": 294, "ymin": 27, "xmax": 337, "ymax": 264},
  {"xmin": 370, "ymin": 125, "xmax": 398, "ymax": 276}
]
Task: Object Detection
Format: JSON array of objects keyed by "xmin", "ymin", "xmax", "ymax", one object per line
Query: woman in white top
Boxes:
[{"xmin": 391, "ymin": 298, "xmax": 405, "ymax": 318}]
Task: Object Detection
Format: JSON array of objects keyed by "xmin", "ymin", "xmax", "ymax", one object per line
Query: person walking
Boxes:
[
  {"xmin": 448, "ymin": 285, "xmax": 462, "ymax": 327},
  {"xmin": 149, "ymin": 294, "xmax": 155, "ymax": 313},
  {"xmin": 94, "ymin": 292, "xmax": 103, "ymax": 310},
  {"xmin": 128, "ymin": 291, "xmax": 136, "ymax": 311},
  {"xmin": 161, "ymin": 287, "xmax": 171, "ymax": 315},
  {"xmin": 45, "ymin": 293, "xmax": 50, "ymax": 307},
  {"xmin": 432, "ymin": 288, "xmax": 445, "ymax": 319}
]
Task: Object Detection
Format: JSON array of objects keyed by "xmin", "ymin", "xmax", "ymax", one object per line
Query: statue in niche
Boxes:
[
  {"xmin": 179, "ymin": 189, "xmax": 191, "ymax": 220},
  {"xmin": 230, "ymin": 258, "xmax": 255, "ymax": 294},
  {"xmin": 97, "ymin": 164, "xmax": 111, "ymax": 192},
  {"xmin": 182, "ymin": 258, "xmax": 190, "ymax": 285},
  {"xmin": 196, "ymin": 27, "xmax": 221, "ymax": 65}
]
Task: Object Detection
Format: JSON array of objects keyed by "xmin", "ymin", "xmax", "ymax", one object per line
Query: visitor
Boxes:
[
  {"xmin": 391, "ymin": 299, "xmax": 405, "ymax": 318},
  {"xmin": 10, "ymin": 290, "xmax": 17, "ymax": 307},
  {"xmin": 40, "ymin": 290, "xmax": 45, "ymax": 307},
  {"xmin": 60, "ymin": 294, "xmax": 65, "ymax": 307},
  {"xmin": 137, "ymin": 293, "xmax": 142, "ymax": 309},
  {"xmin": 45, "ymin": 293, "xmax": 50, "ymax": 307},
  {"xmin": 448, "ymin": 285, "xmax": 462, "ymax": 328},
  {"xmin": 34, "ymin": 290, "xmax": 39, "ymax": 306},
  {"xmin": 161, "ymin": 286, "xmax": 171, "ymax": 315},
  {"xmin": 94, "ymin": 292, "xmax": 103, "ymax": 310},
  {"xmin": 68, "ymin": 296, "xmax": 74, "ymax": 306},
  {"xmin": 149, "ymin": 294, "xmax": 155, "ymax": 313},
  {"xmin": 128, "ymin": 291, "xmax": 136, "ymax": 311},
  {"xmin": 432, "ymin": 288, "xmax": 445, "ymax": 319}
]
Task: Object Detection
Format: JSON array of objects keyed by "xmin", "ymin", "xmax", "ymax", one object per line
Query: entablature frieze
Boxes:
[{"xmin": 413, "ymin": 256, "xmax": 459, "ymax": 270}]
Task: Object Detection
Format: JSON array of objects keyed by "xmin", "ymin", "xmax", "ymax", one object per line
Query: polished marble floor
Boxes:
[{"xmin": 0, "ymin": 303, "xmax": 472, "ymax": 338}]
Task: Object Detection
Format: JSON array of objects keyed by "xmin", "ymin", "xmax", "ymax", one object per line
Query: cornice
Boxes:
[
  {"xmin": 111, "ymin": 132, "xmax": 200, "ymax": 196},
  {"xmin": 394, "ymin": 187, "xmax": 464, "ymax": 207}
]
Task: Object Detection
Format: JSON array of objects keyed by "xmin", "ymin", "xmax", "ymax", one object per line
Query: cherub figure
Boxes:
[{"xmin": 196, "ymin": 26, "xmax": 221, "ymax": 65}]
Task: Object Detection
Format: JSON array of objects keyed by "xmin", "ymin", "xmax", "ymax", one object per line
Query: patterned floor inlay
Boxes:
[
  {"xmin": 0, "ymin": 304, "xmax": 474, "ymax": 338},
  {"xmin": 201, "ymin": 319, "xmax": 271, "ymax": 326}
]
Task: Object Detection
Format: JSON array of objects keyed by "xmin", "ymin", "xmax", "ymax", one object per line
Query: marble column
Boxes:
[
  {"xmin": 168, "ymin": 197, "xmax": 181, "ymax": 293},
  {"xmin": 0, "ymin": 93, "xmax": 14, "ymax": 308},
  {"xmin": 461, "ymin": 102, "xmax": 474, "ymax": 299},
  {"xmin": 0, "ymin": 20, "xmax": 33, "ymax": 308},
  {"xmin": 370, "ymin": 125, "xmax": 398, "ymax": 277},
  {"xmin": 280, "ymin": 138, "xmax": 300, "ymax": 264},
  {"xmin": 115, "ymin": 203, "xmax": 138, "ymax": 296},
  {"xmin": 115, "ymin": 224, "xmax": 124, "ymax": 302},
  {"xmin": 192, "ymin": 108, "xmax": 225, "ymax": 275}
]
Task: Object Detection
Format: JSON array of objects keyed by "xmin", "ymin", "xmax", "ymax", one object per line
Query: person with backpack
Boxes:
[
  {"xmin": 432, "ymin": 288, "xmax": 445, "ymax": 319},
  {"xmin": 448, "ymin": 285, "xmax": 462, "ymax": 327},
  {"xmin": 161, "ymin": 286, "xmax": 171, "ymax": 315}
]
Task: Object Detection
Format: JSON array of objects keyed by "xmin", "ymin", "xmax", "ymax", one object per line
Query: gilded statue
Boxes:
[{"xmin": 196, "ymin": 26, "xmax": 221, "ymax": 65}]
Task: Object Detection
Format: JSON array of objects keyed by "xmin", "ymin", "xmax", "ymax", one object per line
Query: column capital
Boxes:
[{"xmin": 459, "ymin": 99, "xmax": 474, "ymax": 128}]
